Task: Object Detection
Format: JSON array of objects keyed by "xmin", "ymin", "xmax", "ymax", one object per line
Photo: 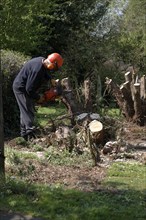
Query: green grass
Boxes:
[
  {"xmin": 36, "ymin": 102, "xmax": 67, "ymax": 127},
  {"xmin": 104, "ymin": 162, "xmax": 146, "ymax": 191},
  {"xmin": 45, "ymin": 147, "xmax": 93, "ymax": 167},
  {"xmin": 6, "ymin": 147, "xmax": 38, "ymax": 164},
  {"xmin": 1, "ymin": 162, "xmax": 146, "ymax": 220},
  {"xmin": 2, "ymin": 106, "xmax": 146, "ymax": 219}
]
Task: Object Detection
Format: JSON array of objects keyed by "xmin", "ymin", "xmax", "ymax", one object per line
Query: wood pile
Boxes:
[
  {"xmin": 53, "ymin": 113, "xmax": 103, "ymax": 166},
  {"xmin": 38, "ymin": 74, "xmax": 146, "ymax": 167},
  {"xmin": 45, "ymin": 77, "xmax": 104, "ymax": 165},
  {"xmin": 46, "ymin": 75, "xmax": 145, "ymax": 166}
]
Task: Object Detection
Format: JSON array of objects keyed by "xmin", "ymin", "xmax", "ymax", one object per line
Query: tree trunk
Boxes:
[
  {"xmin": 105, "ymin": 71, "xmax": 146, "ymax": 126},
  {"xmin": 84, "ymin": 79, "xmax": 92, "ymax": 112},
  {"xmin": 105, "ymin": 77, "xmax": 125, "ymax": 115},
  {"xmin": 140, "ymin": 75, "xmax": 146, "ymax": 99},
  {"xmin": 120, "ymin": 82, "xmax": 135, "ymax": 119},
  {"xmin": 0, "ymin": 70, "xmax": 5, "ymax": 178},
  {"xmin": 60, "ymin": 78, "xmax": 82, "ymax": 125},
  {"xmin": 133, "ymin": 83, "xmax": 144, "ymax": 126},
  {"xmin": 124, "ymin": 71, "xmax": 132, "ymax": 83}
]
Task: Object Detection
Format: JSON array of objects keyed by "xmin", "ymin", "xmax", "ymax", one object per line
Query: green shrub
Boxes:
[{"xmin": 1, "ymin": 50, "xmax": 30, "ymax": 136}]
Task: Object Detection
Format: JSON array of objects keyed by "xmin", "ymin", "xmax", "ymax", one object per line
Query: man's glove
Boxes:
[{"xmin": 51, "ymin": 79, "xmax": 59, "ymax": 87}]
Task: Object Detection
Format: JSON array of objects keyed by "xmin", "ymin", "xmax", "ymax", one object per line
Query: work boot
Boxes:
[
  {"xmin": 27, "ymin": 131, "xmax": 36, "ymax": 141},
  {"xmin": 21, "ymin": 134, "xmax": 28, "ymax": 141}
]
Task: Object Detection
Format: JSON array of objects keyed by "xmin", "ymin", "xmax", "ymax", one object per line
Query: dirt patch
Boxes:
[
  {"xmin": 6, "ymin": 154, "xmax": 107, "ymax": 191},
  {"xmin": 30, "ymin": 163, "xmax": 105, "ymax": 192}
]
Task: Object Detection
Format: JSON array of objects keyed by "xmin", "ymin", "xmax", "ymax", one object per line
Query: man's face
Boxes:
[{"xmin": 45, "ymin": 59, "xmax": 58, "ymax": 71}]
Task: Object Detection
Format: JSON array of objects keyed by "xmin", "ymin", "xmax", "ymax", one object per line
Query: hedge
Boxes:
[{"xmin": 1, "ymin": 50, "xmax": 30, "ymax": 136}]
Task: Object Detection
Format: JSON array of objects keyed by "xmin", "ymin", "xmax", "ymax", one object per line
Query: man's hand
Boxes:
[{"xmin": 51, "ymin": 79, "xmax": 59, "ymax": 87}]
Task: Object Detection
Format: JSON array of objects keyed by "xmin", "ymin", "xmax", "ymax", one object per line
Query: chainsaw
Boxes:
[{"xmin": 43, "ymin": 87, "xmax": 60, "ymax": 101}]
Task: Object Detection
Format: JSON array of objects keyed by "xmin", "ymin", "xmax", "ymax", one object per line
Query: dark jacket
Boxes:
[{"xmin": 13, "ymin": 57, "xmax": 51, "ymax": 100}]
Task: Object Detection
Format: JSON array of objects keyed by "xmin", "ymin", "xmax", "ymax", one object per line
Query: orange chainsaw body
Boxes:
[{"xmin": 44, "ymin": 88, "xmax": 58, "ymax": 101}]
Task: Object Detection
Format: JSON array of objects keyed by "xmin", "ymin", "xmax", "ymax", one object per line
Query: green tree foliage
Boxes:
[
  {"xmin": 61, "ymin": 1, "xmax": 110, "ymax": 79},
  {"xmin": 1, "ymin": 0, "xmax": 36, "ymax": 54},
  {"xmin": 1, "ymin": 0, "xmax": 110, "ymax": 55},
  {"xmin": 122, "ymin": 0, "xmax": 146, "ymax": 72},
  {"xmin": 1, "ymin": 0, "xmax": 61, "ymax": 54},
  {"xmin": 1, "ymin": 50, "xmax": 30, "ymax": 135},
  {"xmin": 1, "ymin": 0, "xmax": 110, "ymax": 85},
  {"xmin": 1, "ymin": 0, "xmax": 114, "ymax": 115},
  {"xmin": 110, "ymin": 0, "xmax": 146, "ymax": 74}
]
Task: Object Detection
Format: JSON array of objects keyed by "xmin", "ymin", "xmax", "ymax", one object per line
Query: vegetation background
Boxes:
[
  {"xmin": 0, "ymin": 0, "xmax": 146, "ymax": 219},
  {"xmin": 1, "ymin": 0, "xmax": 146, "ymax": 134},
  {"xmin": 1, "ymin": 0, "xmax": 146, "ymax": 135}
]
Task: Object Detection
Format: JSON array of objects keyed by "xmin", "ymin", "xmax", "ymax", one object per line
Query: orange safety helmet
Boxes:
[{"xmin": 47, "ymin": 53, "xmax": 63, "ymax": 69}]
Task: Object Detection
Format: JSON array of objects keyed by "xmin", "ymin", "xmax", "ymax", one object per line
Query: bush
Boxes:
[{"xmin": 1, "ymin": 50, "xmax": 30, "ymax": 136}]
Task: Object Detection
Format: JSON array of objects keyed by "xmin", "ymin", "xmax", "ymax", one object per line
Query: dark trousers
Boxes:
[{"xmin": 13, "ymin": 91, "xmax": 35, "ymax": 136}]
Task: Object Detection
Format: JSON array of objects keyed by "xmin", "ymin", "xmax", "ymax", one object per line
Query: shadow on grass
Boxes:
[{"xmin": 0, "ymin": 178, "xmax": 146, "ymax": 220}]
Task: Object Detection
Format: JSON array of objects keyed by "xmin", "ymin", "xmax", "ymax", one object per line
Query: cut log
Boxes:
[
  {"xmin": 87, "ymin": 120, "xmax": 104, "ymax": 165},
  {"xmin": 89, "ymin": 120, "xmax": 103, "ymax": 145},
  {"xmin": 89, "ymin": 120, "xmax": 103, "ymax": 133}
]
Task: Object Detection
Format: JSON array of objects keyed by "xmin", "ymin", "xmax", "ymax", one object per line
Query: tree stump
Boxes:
[
  {"xmin": 133, "ymin": 83, "xmax": 144, "ymax": 126},
  {"xmin": 120, "ymin": 83, "xmax": 135, "ymax": 119},
  {"xmin": 105, "ymin": 77, "xmax": 126, "ymax": 116},
  {"xmin": 84, "ymin": 79, "xmax": 92, "ymax": 112},
  {"xmin": 105, "ymin": 71, "xmax": 146, "ymax": 126},
  {"xmin": 87, "ymin": 120, "xmax": 103, "ymax": 165},
  {"xmin": 124, "ymin": 71, "xmax": 132, "ymax": 83},
  {"xmin": 140, "ymin": 75, "xmax": 146, "ymax": 99},
  {"xmin": 60, "ymin": 78, "xmax": 82, "ymax": 125}
]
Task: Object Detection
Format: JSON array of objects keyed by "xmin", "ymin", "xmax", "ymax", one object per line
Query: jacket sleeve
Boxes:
[
  {"xmin": 25, "ymin": 72, "xmax": 42, "ymax": 100},
  {"xmin": 25, "ymin": 66, "xmax": 51, "ymax": 100},
  {"xmin": 26, "ymin": 86, "xmax": 40, "ymax": 100}
]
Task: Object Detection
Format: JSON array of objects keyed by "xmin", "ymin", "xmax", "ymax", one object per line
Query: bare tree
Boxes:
[{"xmin": 0, "ymin": 68, "xmax": 5, "ymax": 177}]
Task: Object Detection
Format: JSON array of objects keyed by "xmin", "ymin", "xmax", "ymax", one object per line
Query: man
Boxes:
[{"xmin": 13, "ymin": 53, "xmax": 63, "ymax": 141}]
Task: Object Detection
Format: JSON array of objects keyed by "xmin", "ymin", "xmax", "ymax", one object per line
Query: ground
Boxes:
[
  {"xmin": 2, "ymin": 120, "xmax": 146, "ymax": 220},
  {"xmin": 5, "ymin": 120, "xmax": 146, "ymax": 192}
]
